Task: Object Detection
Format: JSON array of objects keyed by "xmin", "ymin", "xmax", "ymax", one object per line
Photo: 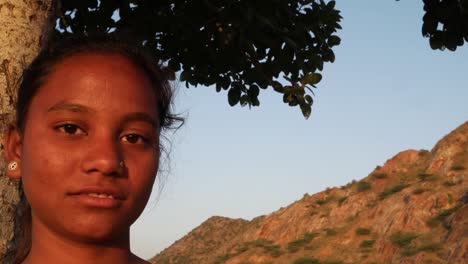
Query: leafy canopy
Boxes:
[
  {"xmin": 55, "ymin": 0, "xmax": 342, "ymax": 118},
  {"xmin": 54, "ymin": 1, "xmax": 467, "ymax": 117},
  {"xmin": 421, "ymin": 0, "xmax": 468, "ymax": 51}
]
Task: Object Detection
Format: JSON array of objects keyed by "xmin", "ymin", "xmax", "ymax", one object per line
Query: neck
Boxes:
[{"xmin": 23, "ymin": 219, "xmax": 139, "ymax": 264}]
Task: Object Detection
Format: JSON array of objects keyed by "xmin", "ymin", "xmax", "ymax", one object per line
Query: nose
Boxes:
[{"xmin": 80, "ymin": 134, "xmax": 125, "ymax": 177}]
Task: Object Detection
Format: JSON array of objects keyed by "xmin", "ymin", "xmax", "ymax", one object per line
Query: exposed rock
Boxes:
[
  {"xmin": 151, "ymin": 122, "xmax": 468, "ymax": 264},
  {"xmin": 154, "ymin": 216, "xmax": 249, "ymax": 264}
]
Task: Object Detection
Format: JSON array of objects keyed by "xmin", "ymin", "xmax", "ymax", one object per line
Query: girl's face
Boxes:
[{"xmin": 8, "ymin": 53, "xmax": 160, "ymax": 242}]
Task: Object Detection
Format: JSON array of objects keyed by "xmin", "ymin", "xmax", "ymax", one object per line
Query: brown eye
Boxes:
[
  {"xmin": 121, "ymin": 134, "xmax": 147, "ymax": 144},
  {"xmin": 57, "ymin": 124, "xmax": 85, "ymax": 135}
]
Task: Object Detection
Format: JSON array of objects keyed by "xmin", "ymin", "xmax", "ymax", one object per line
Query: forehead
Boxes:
[
  {"xmin": 51, "ymin": 52, "xmax": 147, "ymax": 81},
  {"xmin": 29, "ymin": 52, "xmax": 158, "ymax": 118}
]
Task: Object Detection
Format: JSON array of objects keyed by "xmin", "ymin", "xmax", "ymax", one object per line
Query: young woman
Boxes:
[{"xmin": 3, "ymin": 35, "xmax": 180, "ymax": 264}]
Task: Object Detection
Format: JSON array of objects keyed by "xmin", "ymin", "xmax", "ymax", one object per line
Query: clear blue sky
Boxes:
[{"xmin": 130, "ymin": 1, "xmax": 468, "ymax": 259}]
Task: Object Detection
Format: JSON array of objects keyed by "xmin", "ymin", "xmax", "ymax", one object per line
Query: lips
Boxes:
[
  {"xmin": 68, "ymin": 186, "xmax": 127, "ymax": 208},
  {"xmin": 68, "ymin": 186, "xmax": 126, "ymax": 200},
  {"xmin": 86, "ymin": 193, "xmax": 116, "ymax": 199}
]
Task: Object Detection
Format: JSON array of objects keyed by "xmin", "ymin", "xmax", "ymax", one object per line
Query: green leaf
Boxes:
[
  {"xmin": 168, "ymin": 59, "xmax": 181, "ymax": 72},
  {"xmin": 180, "ymin": 70, "xmax": 189, "ymax": 81},
  {"xmin": 301, "ymin": 73, "xmax": 322, "ymax": 86},
  {"xmin": 228, "ymin": 87, "xmax": 241, "ymax": 106},
  {"xmin": 247, "ymin": 84, "xmax": 260, "ymax": 99},
  {"xmin": 257, "ymin": 15, "xmax": 275, "ymax": 30},
  {"xmin": 323, "ymin": 50, "xmax": 335, "ymax": 62},
  {"xmin": 300, "ymin": 103, "xmax": 312, "ymax": 119},
  {"xmin": 252, "ymin": 97, "xmax": 260, "ymax": 106},
  {"xmin": 327, "ymin": 35, "xmax": 341, "ymax": 47},
  {"xmin": 239, "ymin": 94, "xmax": 249, "ymax": 107},
  {"xmin": 429, "ymin": 33, "xmax": 443, "ymax": 50},
  {"xmin": 272, "ymin": 81, "xmax": 285, "ymax": 93},
  {"xmin": 220, "ymin": 76, "xmax": 231, "ymax": 90},
  {"xmin": 422, "ymin": 13, "xmax": 437, "ymax": 37},
  {"xmin": 284, "ymin": 37, "xmax": 298, "ymax": 50},
  {"xmin": 286, "ymin": 93, "xmax": 298, "ymax": 106}
]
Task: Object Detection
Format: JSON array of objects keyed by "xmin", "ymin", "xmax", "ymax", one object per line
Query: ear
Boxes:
[{"xmin": 3, "ymin": 125, "xmax": 22, "ymax": 179}]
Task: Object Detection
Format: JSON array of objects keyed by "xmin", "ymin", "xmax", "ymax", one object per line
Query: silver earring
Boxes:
[
  {"xmin": 8, "ymin": 161, "xmax": 18, "ymax": 171},
  {"xmin": 119, "ymin": 161, "xmax": 125, "ymax": 168}
]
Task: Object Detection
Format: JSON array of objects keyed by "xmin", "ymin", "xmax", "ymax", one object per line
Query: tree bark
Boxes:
[{"xmin": 0, "ymin": 0, "xmax": 53, "ymax": 260}]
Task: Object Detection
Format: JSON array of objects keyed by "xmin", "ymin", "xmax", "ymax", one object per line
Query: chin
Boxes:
[
  {"xmin": 69, "ymin": 228, "xmax": 127, "ymax": 245},
  {"xmin": 63, "ymin": 218, "xmax": 131, "ymax": 244}
]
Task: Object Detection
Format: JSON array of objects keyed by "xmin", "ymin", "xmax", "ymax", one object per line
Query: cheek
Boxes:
[
  {"xmin": 135, "ymin": 158, "xmax": 158, "ymax": 195},
  {"xmin": 20, "ymin": 132, "xmax": 76, "ymax": 200},
  {"xmin": 128, "ymin": 142, "xmax": 160, "ymax": 185},
  {"xmin": 128, "ymin": 155, "xmax": 159, "ymax": 209}
]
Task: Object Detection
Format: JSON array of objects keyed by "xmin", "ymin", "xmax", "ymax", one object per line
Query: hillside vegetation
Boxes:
[{"xmin": 151, "ymin": 122, "xmax": 467, "ymax": 264}]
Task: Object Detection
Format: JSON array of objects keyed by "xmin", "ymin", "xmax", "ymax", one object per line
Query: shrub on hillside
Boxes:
[
  {"xmin": 373, "ymin": 172, "xmax": 387, "ymax": 179},
  {"xmin": 287, "ymin": 232, "xmax": 319, "ymax": 253},
  {"xmin": 356, "ymin": 181, "xmax": 371, "ymax": 192},
  {"xmin": 400, "ymin": 245, "xmax": 419, "ymax": 257},
  {"xmin": 263, "ymin": 244, "xmax": 283, "ymax": 257},
  {"xmin": 412, "ymin": 188, "xmax": 426, "ymax": 195},
  {"xmin": 325, "ymin": 228, "xmax": 337, "ymax": 236},
  {"xmin": 213, "ymin": 253, "xmax": 234, "ymax": 264},
  {"xmin": 244, "ymin": 239, "xmax": 283, "ymax": 257},
  {"xmin": 417, "ymin": 173, "xmax": 439, "ymax": 181},
  {"xmin": 337, "ymin": 196, "xmax": 348, "ymax": 205},
  {"xmin": 448, "ymin": 193, "xmax": 455, "ymax": 204},
  {"xmin": 355, "ymin": 228, "xmax": 371, "ymax": 235},
  {"xmin": 418, "ymin": 241, "xmax": 442, "ymax": 251},
  {"xmin": 443, "ymin": 180, "xmax": 457, "ymax": 186},
  {"xmin": 293, "ymin": 256, "xmax": 321, "ymax": 264},
  {"xmin": 366, "ymin": 200, "xmax": 377, "ymax": 208},
  {"xmin": 323, "ymin": 261, "xmax": 345, "ymax": 264},
  {"xmin": 389, "ymin": 232, "xmax": 418, "ymax": 247},
  {"xmin": 360, "ymin": 239, "xmax": 375, "ymax": 248},
  {"xmin": 304, "ymin": 232, "xmax": 320, "ymax": 241},
  {"xmin": 378, "ymin": 184, "xmax": 407, "ymax": 200},
  {"xmin": 426, "ymin": 205, "xmax": 460, "ymax": 227},
  {"xmin": 418, "ymin": 150, "xmax": 430, "ymax": 156},
  {"xmin": 450, "ymin": 165, "xmax": 465, "ymax": 171},
  {"xmin": 401, "ymin": 242, "xmax": 442, "ymax": 257},
  {"xmin": 236, "ymin": 245, "xmax": 249, "ymax": 254},
  {"xmin": 315, "ymin": 197, "xmax": 331, "ymax": 205}
]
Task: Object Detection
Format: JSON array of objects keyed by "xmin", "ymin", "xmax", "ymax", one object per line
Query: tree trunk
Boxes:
[{"xmin": 0, "ymin": 0, "xmax": 53, "ymax": 260}]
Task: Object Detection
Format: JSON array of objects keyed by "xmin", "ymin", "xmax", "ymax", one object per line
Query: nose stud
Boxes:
[{"xmin": 8, "ymin": 161, "xmax": 18, "ymax": 170}]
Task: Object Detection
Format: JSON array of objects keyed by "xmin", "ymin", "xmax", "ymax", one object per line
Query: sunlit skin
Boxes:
[{"xmin": 5, "ymin": 53, "xmax": 160, "ymax": 264}]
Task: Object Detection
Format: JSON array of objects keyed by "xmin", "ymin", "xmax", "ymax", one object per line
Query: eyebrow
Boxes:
[
  {"xmin": 48, "ymin": 102, "xmax": 158, "ymax": 128},
  {"xmin": 47, "ymin": 102, "xmax": 96, "ymax": 113}
]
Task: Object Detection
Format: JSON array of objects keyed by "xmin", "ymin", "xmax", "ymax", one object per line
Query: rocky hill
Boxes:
[{"xmin": 151, "ymin": 122, "xmax": 467, "ymax": 264}]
